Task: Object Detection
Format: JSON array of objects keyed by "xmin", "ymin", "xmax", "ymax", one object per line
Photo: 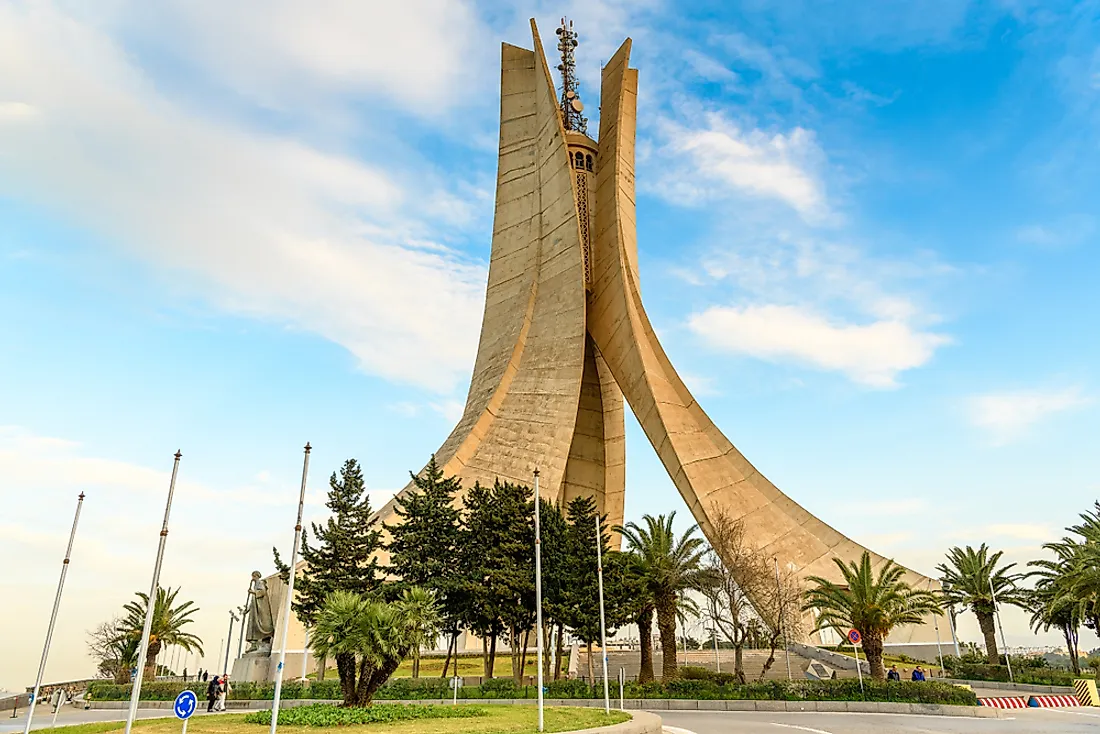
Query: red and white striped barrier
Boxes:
[
  {"xmin": 978, "ymin": 696, "xmax": 1028, "ymax": 709},
  {"xmin": 1028, "ymin": 694, "xmax": 1081, "ymax": 708}
]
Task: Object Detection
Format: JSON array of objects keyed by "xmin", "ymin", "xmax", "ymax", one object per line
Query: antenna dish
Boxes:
[
  {"xmin": 571, "ymin": 99, "xmax": 584, "ymax": 112},
  {"xmin": 566, "ymin": 90, "xmax": 576, "ymax": 99}
]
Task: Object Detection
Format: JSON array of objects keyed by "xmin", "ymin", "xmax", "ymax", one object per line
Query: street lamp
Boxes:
[{"xmin": 223, "ymin": 610, "xmax": 239, "ymax": 676}]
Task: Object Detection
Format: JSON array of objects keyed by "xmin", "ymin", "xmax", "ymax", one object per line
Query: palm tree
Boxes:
[
  {"xmin": 311, "ymin": 589, "xmax": 432, "ymax": 706},
  {"xmin": 1027, "ymin": 542, "xmax": 1082, "ymax": 674},
  {"xmin": 394, "ymin": 587, "xmax": 441, "ymax": 679},
  {"xmin": 617, "ymin": 512, "xmax": 708, "ymax": 681},
  {"xmin": 119, "ymin": 586, "xmax": 203, "ymax": 681},
  {"xmin": 937, "ymin": 544, "xmax": 1024, "ymax": 665},
  {"xmin": 804, "ymin": 551, "xmax": 940, "ymax": 679}
]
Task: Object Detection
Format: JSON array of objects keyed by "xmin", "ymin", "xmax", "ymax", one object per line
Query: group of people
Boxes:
[
  {"xmin": 886, "ymin": 664, "xmax": 927, "ymax": 681},
  {"xmin": 205, "ymin": 674, "xmax": 231, "ymax": 712}
]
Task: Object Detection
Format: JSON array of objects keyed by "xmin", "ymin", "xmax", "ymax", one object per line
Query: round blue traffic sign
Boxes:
[
  {"xmin": 174, "ymin": 690, "xmax": 197, "ymax": 720},
  {"xmin": 847, "ymin": 628, "xmax": 862, "ymax": 645}
]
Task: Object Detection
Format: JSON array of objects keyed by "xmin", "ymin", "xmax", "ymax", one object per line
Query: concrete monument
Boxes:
[{"xmin": 370, "ymin": 18, "xmax": 939, "ymax": 646}]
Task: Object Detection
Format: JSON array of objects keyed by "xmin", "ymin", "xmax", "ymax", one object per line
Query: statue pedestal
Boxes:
[{"xmin": 231, "ymin": 652, "xmax": 272, "ymax": 683}]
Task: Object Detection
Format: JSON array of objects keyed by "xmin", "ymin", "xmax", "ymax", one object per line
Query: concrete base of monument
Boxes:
[{"xmin": 231, "ymin": 652, "xmax": 272, "ymax": 682}]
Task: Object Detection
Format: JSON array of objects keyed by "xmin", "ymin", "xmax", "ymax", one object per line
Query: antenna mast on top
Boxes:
[{"xmin": 555, "ymin": 17, "xmax": 587, "ymax": 134}]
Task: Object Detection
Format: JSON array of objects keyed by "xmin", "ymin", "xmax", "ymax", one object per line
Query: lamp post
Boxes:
[
  {"xmin": 595, "ymin": 512, "xmax": 610, "ymax": 715},
  {"xmin": 533, "ymin": 469, "xmax": 544, "ymax": 733},
  {"xmin": 236, "ymin": 605, "xmax": 248, "ymax": 661},
  {"xmin": 773, "ymin": 557, "xmax": 792, "ymax": 681},
  {"xmin": 223, "ymin": 611, "xmax": 238, "ymax": 675},
  {"xmin": 125, "ymin": 452, "xmax": 183, "ymax": 734}
]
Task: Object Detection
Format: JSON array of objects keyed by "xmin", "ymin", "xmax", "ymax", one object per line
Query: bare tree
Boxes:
[
  {"xmin": 87, "ymin": 616, "xmax": 136, "ymax": 682},
  {"xmin": 700, "ymin": 510, "xmax": 771, "ymax": 683},
  {"xmin": 754, "ymin": 561, "xmax": 803, "ymax": 681}
]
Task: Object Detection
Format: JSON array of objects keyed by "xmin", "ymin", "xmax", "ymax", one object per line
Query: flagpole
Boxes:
[
  {"xmin": 773, "ymin": 557, "xmax": 792, "ymax": 681},
  {"xmin": 125, "ymin": 451, "xmax": 183, "ymax": 734},
  {"xmin": 595, "ymin": 513, "xmax": 610, "ymax": 715},
  {"xmin": 23, "ymin": 492, "xmax": 85, "ymax": 734},
  {"xmin": 533, "ymin": 469, "xmax": 544, "ymax": 733},
  {"xmin": 270, "ymin": 443, "xmax": 311, "ymax": 734},
  {"xmin": 990, "ymin": 581, "xmax": 1014, "ymax": 682}
]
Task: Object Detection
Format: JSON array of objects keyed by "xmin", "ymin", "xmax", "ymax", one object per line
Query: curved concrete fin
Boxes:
[
  {"xmin": 376, "ymin": 34, "xmax": 588, "ymax": 521},
  {"xmin": 587, "ymin": 39, "xmax": 938, "ymax": 643}
]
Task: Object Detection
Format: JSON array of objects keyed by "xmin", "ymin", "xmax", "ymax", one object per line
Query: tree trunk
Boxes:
[
  {"xmin": 734, "ymin": 640, "xmax": 745, "ymax": 684},
  {"xmin": 586, "ymin": 641, "xmax": 594, "ymax": 683},
  {"xmin": 554, "ymin": 622, "xmax": 564, "ymax": 681},
  {"xmin": 1063, "ymin": 624, "xmax": 1081, "ymax": 675},
  {"xmin": 482, "ymin": 636, "xmax": 489, "ymax": 679},
  {"xmin": 510, "ymin": 627, "xmax": 521, "ymax": 684},
  {"xmin": 355, "ymin": 657, "xmax": 401, "ymax": 706},
  {"xmin": 757, "ymin": 629, "xmax": 781, "ymax": 681},
  {"xmin": 977, "ymin": 612, "xmax": 999, "ymax": 665},
  {"xmin": 145, "ymin": 640, "xmax": 161, "ymax": 682},
  {"xmin": 441, "ymin": 632, "xmax": 455, "ymax": 678},
  {"xmin": 518, "ymin": 627, "xmax": 531, "ymax": 685},
  {"xmin": 863, "ymin": 634, "xmax": 885, "ymax": 680},
  {"xmin": 655, "ymin": 595, "xmax": 679, "ymax": 680},
  {"xmin": 318, "ymin": 654, "xmax": 327, "ymax": 681},
  {"xmin": 412, "ymin": 646, "xmax": 420, "ymax": 678},
  {"xmin": 488, "ymin": 633, "xmax": 497, "ymax": 679},
  {"xmin": 336, "ymin": 652, "xmax": 356, "ymax": 706},
  {"xmin": 637, "ymin": 607, "xmax": 655, "ymax": 684}
]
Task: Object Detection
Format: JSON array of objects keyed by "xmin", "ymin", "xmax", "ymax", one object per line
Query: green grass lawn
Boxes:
[{"xmin": 51, "ymin": 708, "xmax": 629, "ymax": 734}]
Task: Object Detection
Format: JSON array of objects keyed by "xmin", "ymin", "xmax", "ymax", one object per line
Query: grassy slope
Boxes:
[{"xmin": 49, "ymin": 708, "xmax": 629, "ymax": 734}]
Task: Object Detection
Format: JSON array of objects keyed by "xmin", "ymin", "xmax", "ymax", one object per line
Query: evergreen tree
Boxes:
[
  {"xmin": 559, "ymin": 495, "xmax": 631, "ymax": 682},
  {"xmin": 537, "ymin": 498, "xmax": 569, "ymax": 680},
  {"xmin": 273, "ymin": 458, "xmax": 384, "ymax": 636},
  {"xmin": 457, "ymin": 479, "xmax": 535, "ymax": 680},
  {"xmin": 385, "ymin": 455, "xmax": 463, "ymax": 677}
]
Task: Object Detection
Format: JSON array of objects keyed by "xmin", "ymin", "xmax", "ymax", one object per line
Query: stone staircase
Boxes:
[{"xmin": 577, "ymin": 648, "xmax": 846, "ymax": 682}]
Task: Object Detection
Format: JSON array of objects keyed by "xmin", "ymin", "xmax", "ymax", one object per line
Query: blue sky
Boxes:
[{"xmin": 2, "ymin": 0, "xmax": 1099, "ymax": 689}]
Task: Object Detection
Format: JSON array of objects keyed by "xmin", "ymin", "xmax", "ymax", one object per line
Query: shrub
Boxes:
[
  {"xmin": 478, "ymin": 678, "xmax": 520, "ymax": 697},
  {"xmin": 546, "ymin": 679, "xmax": 594, "ymax": 699},
  {"xmin": 376, "ymin": 678, "xmax": 451, "ymax": 700},
  {"xmin": 243, "ymin": 703, "xmax": 486, "ymax": 726}
]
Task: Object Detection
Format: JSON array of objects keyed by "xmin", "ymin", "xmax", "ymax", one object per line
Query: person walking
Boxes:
[
  {"xmin": 887, "ymin": 665, "xmax": 900, "ymax": 681},
  {"xmin": 911, "ymin": 666, "xmax": 926, "ymax": 681},
  {"xmin": 203, "ymin": 671, "xmax": 209, "ymax": 683},
  {"xmin": 215, "ymin": 675, "xmax": 229, "ymax": 711},
  {"xmin": 206, "ymin": 676, "xmax": 219, "ymax": 713}
]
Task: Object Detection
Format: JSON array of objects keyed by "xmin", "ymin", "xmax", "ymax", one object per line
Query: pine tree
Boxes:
[
  {"xmin": 385, "ymin": 455, "xmax": 463, "ymax": 677},
  {"xmin": 457, "ymin": 479, "xmax": 535, "ymax": 681},
  {"xmin": 273, "ymin": 458, "xmax": 384, "ymax": 633},
  {"xmin": 559, "ymin": 495, "xmax": 631, "ymax": 683},
  {"xmin": 537, "ymin": 498, "xmax": 569, "ymax": 680}
]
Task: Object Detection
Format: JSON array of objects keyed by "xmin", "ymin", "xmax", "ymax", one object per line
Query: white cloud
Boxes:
[
  {"xmin": 689, "ymin": 304, "xmax": 949, "ymax": 387},
  {"xmin": 1015, "ymin": 215, "xmax": 1095, "ymax": 248},
  {"xmin": 967, "ymin": 387, "xmax": 1090, "ymax": 445},
  {"xmin": 984, "ymin": 523, "xmax": 1054, "ymax": 542},
  {"xmin": 652, "ymin": 113, "xmax": 828, "ymax": 219},
  {"xmin": 0, "ymin": 3, "xmax": 486, "ymax": 391}
]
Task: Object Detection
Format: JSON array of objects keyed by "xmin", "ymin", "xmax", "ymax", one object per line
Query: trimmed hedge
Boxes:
[
  {"xmin": 946, "ymin": 663, "xmax": 1081, "ymax": 687},
  {"xmin": 88, "ymin": 677, "xmax": 975, "ymax": 706},
  {"xmin": 243, "ymin": 703, "xmax": 485, "ymax": 726}
]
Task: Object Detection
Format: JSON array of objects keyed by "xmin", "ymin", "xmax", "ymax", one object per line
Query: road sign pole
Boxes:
[
  {"xmin": 847, "ymin": 629, "xmax": 864, "ymax": 699},
  {"xmin": 595, "ymin": 512, "xmax": 610, "ymax": 715}
]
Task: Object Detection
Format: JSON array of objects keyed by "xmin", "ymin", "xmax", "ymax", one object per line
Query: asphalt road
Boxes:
[
  {"xmin": 659, "ymin": 708, "xmax": 1100, "ymax": 733},
  {"xmin": 6, "ymin": 703, "xmax": 1098, "ymax": 734}
]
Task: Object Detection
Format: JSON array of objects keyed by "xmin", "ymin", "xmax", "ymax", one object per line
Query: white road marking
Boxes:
[
  {"xmin": 770, "ymin": 724, "xmax": 834, "ymax": 734},
  {"xmin": 662, "ymin": 727, "xmax": 699, "ymax": 734},
  {"xmin": 1049, "ymin": 709, "xmax": 1100, "ymax": 719}
]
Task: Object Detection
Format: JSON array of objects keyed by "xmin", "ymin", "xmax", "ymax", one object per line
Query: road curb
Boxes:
[{"xmin": 88, "ymin": 698, "xmax": 1000, "ymax": 718}]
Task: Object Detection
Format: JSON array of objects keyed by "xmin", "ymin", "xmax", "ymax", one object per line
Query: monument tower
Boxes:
[{"xmin": 372, "ymin": 19, "xmax": 938, "ymax": 646}]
